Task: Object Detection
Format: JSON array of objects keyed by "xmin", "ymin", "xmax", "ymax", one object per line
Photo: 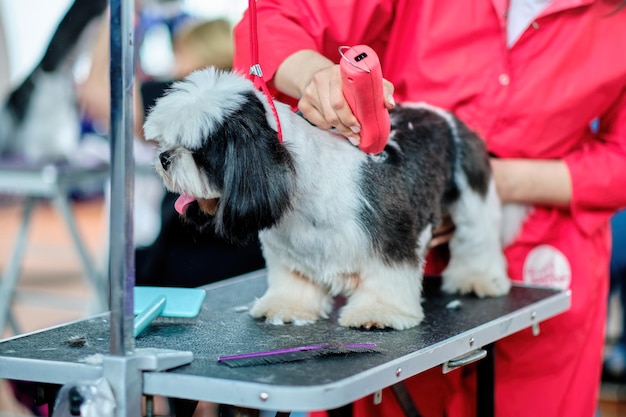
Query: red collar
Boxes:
[{"xmin": 246, "ymin": 0, "xmax": 284, "ymax": 143}]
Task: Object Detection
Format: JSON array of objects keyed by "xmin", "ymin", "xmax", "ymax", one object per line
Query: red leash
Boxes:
[{"xmin": 247, "ymin": 0, "xmax": 283, "ymax": 143}]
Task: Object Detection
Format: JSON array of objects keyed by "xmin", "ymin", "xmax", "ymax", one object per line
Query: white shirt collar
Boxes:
[{"xmin": 507, "ymin": 0, "xmax": 554, "ymax": 47}]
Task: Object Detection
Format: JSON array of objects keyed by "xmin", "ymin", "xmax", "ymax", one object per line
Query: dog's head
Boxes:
[{"xmin": 144, "ymin": 68, "xmax": 295, "ymax": 243}]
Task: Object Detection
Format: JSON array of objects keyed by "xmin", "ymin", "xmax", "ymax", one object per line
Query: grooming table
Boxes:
[
  {"xmin": 0, "ymin": 158, "xmax": 110, "ymax": 334},
  {"xmin": 0, "ymin": 269, "xmax": 570, "ymax": 415}
]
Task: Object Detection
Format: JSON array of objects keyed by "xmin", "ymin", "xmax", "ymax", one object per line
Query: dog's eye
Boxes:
[{"xmin": 159, "ymin": 151, "xmax": 173, "ymax": 170}]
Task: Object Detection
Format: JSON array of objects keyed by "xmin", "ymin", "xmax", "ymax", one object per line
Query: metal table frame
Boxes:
[{"xmin": 0, "ymin": 160, "xmax": 110, "ymax": 334}]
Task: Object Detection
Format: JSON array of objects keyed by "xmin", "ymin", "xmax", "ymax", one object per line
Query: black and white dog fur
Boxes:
[
  {"xmin": 0, "ymin": 0, "xmax": 107, "ymax": 161},
  {"xmin": 144, "ymin": 68, "xmax": 512, "ymax": 330}
]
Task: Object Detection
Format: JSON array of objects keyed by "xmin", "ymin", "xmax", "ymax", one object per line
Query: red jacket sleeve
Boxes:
[
  {"xmin": 564, "ymin": 85, "xmax": 626, "ymax": 235},
  {"xmin": 233, "ymin": 0, "xmax": 395, "ymax": 105}
]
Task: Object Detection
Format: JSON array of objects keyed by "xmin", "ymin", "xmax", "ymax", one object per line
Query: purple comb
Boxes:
[{"xmin": 217, "ymin": 343, "xmax": 380, "ymax": 367}]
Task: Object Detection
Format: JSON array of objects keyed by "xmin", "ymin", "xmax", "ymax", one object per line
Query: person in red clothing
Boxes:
[{"xmin": 233, "ymin": 1, "xmax": 626, "ymax": 416}]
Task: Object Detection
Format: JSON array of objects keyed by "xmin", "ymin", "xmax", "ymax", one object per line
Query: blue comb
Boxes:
[{"xmin": 133, "ymin": 287, "xmax": 206, "ymax": 337}]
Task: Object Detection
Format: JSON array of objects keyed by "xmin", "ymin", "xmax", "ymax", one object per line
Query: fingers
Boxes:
[
  {"xmin": 429, "ymin": 232, "xmax": 455, "ymax": 248},
  {"xmin": 383, "ymin": 79, "xmax": 395, "ymax": 109},
  {"xmin": 429, "ymin": 216, "xmax": 456, "ymax": 248},
  {"xmin": 297, "ymin": 66, "xmax": 396, "ymax": 146},
  {"xmin": 298, "ymin": 65, "xmax": 361, "ymax": 142}
]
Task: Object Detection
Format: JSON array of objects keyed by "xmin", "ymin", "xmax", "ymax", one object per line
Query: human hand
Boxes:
[
  {"xmin": 76, "ymin": 77, "xmax": 111, "ymax": 127},
  {"xmin": 429, "ymin": 215, "xmax": 455, "ymax": 248},
  {"xmin": 297, "ymin": 65, "xmax": 395, "ymax": 144},
  {"xmin": 77, "ymin": 79, "xmax": 145, "ymax": 139}
]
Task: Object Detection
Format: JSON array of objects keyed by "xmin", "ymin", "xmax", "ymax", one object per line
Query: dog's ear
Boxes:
[{"xmin": 213, "ymin": 95, "xmax": 295, "ymax": 243}]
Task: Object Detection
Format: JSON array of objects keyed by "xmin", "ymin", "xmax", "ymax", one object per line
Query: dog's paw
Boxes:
[
  {"xmin": 249, "ymin": 294, "xmax": 329, "ymax": 325},
  {"xmin": 338, "ymin": 302, "xmax": 424, "ymax": 330},
  {"xmin": 442, "ymin": 268, "xmax": 511, "ymax": 298}
]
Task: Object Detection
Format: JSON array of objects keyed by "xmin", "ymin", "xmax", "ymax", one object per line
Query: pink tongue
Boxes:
[{"xmin": 174, "ymin": 193, "xmax": 197, "ymax": 214}]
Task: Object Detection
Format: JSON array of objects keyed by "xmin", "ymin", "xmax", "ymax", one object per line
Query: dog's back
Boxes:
[
  {"xmin": 258, "ymin": 100, "xmax": 507, "ymax": 329},
  {"xmin": 315, "ymin": 103, "xmax": 493, "ymax": 266}
]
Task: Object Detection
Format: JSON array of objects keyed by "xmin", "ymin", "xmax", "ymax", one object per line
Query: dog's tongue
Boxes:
[{"xmin": 175, "ymin": 193, "xmax": 197, "ymax": 214}]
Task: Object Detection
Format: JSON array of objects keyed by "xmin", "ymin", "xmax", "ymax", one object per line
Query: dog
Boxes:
[
  {"xmin": 0, "ymin": 0, "xmax": 107, "ymax": 162},
  {"xmin": 143, "ymin": 68, "xmax": 512, "ymax": 330}
]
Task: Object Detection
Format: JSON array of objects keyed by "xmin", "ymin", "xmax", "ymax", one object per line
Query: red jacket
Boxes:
[{"xmin": 234, "ymin": 1, "xmax": 626, "ymax": 416}]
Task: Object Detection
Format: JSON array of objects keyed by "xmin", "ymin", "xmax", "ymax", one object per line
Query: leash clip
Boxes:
[{"xmin": 249, "ymin": 64, "xmax": 263, "ymax": 77}]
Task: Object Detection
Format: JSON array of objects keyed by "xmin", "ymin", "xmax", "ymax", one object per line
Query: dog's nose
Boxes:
[{"xmin": 159, "ymin": 151, "xmax": 172, "ymax": 171}]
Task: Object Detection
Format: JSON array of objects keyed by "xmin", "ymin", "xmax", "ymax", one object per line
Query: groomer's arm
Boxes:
[
  {"xmin": 274, "ymin": 50, "xmax": 335, "ymax": 100},
  {"xmin": 490, "ymin": 158, "xmax": 572, "ymax": 206},
  {"xmin": 429, "ymin": 157, "xmax": 572, "ymax": 248}
]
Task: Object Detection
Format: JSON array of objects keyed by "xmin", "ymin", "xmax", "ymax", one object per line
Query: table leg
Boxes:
[
  {"xmin": 476, "ymin": 343, "xmax": 495, "ymax": 417},
  {"xmin": 170, "ymin": 398, "xmax": 199, "ymax": 417},
  {"xmin": 219, "ymin": 405, "xmax": 261, "ymax": 417},
  {"xmin": 327, "ymin": 403, "xmax": 353, "ymax": 417},
  {"xmin": 52, "ymin": 194, "xmax": 107, "ymax": 311},
  {"xmin": 391, "ymin": 382, "xmax": 424, "ymax": 417},
  {"xmin": 0, "ymin": 197, "xmax": 35, "ymax": 334}
]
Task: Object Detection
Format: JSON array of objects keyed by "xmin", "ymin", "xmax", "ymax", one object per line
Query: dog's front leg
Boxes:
[{"xmin": 250, "ymin": 265, "xmax": 333, "ymax": 325}]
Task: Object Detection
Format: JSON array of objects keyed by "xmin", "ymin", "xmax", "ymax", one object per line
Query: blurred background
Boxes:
[
  {"xmin": 0, "ymin": 1, "xmax": 254, "ymax": 416},
  {"xmin": 0, "ymin": 0, "xmax": 247, "ymax": 92}
]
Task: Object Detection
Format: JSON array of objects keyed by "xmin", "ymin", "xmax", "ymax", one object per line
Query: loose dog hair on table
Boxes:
[{"xmin": 143, "ymin": 68, "xmax": 511, "ymax": 330}]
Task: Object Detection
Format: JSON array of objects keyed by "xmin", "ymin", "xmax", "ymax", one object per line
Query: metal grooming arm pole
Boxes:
[
  {"xmin": 105, "ymin": 2, "xmax": 193, "ymax": 416},
  {"xmin": 108, "ymin": 0, "xmax": 135, "ymax": 361}
]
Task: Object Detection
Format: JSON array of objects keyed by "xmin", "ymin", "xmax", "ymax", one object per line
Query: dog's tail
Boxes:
[{"xmin": 450, "ymin": 116, "xmax": 492, "ymax": 198}]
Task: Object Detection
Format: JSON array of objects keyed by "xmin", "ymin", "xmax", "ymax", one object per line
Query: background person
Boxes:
[{"xmin": 171, "ymin": 18, "xmax": 234, "ymax": 77}]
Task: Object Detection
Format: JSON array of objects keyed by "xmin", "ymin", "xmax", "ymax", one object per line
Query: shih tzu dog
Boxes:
[{"xmin": 143, "ymin": 68, "xmax": 511, "ymax": 330}]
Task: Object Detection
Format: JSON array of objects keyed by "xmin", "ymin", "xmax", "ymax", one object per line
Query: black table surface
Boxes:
[{"xmin": 0, "ymin": 269, "xmax": 569, "ymax": 411}]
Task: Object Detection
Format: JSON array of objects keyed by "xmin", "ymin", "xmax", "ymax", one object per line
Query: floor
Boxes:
[
  {"xmin": 0, "ymin": 195, "xmax": 624, "ymax": 417},
  {"xmin": 0, "ymin": 196, "xmax": 106, "ymax": 416}
]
